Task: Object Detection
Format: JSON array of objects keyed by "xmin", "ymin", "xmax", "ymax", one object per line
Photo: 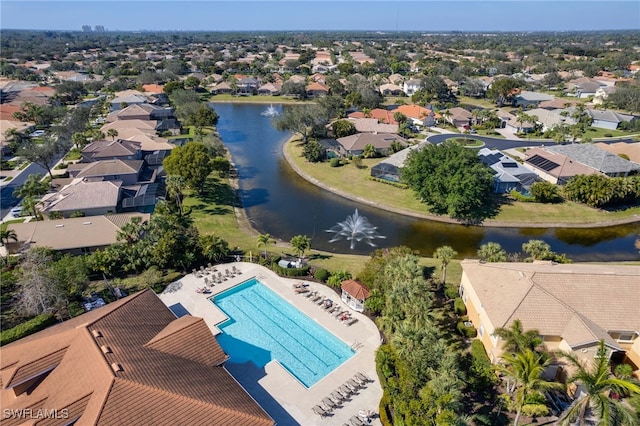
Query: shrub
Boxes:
[
  {"xmin": 457, "ymin": 320, "xmax": 477, "ymax": 338},
  {"xmin": 604, "ymin": 133, "xmax": 613, "ymax": 137},
  {"xmin": 0, "ymin": 314, "xmax": 57, "ymax": 346},
  {"xmin": 314, "ymin": 268, "xmax": 330, "ymax": 282},
  {"xmin": 329, "ymin": 157, "xmax": 342, "ymax": 167},
  {"xmin": 272, "ymin": 263, "xmax": 311, "ymax": 277},
  {"xmin": 68, "ymin": 301, "xmax": 85, "ymax": 317},
  {"xmin": 509, "ymin": 189, "xmax": 535, "ymax": 202},
  {"xmin": 444, "ymin": 282, "xmax": 459, "ymax": 300},
  {"xmin": 379, "ymin": 391, "xmax": 393, "ymax": 426},
  {"xmin": 454, "ymin": 297, "xmax": 466, "ymax": 315},
  {"xmin": 367, "ymin": 176, "xmax": 409, "ymax": 189}
]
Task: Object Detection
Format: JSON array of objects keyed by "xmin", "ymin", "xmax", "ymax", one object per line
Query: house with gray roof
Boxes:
[
  {"xmin": 81, "ymin": 140, "xmax": 142, "ymax": 162},
  {"xmin": 526, "ymin": 108, "xmax": 577, "ymax": 132},
  {"xmin": 370, "ymin": 141, "xmax": 429, "ymax": 182},
  {"xmin": 38, "ymin": 178, "xmax": 122, "ymax": 218},
  {"xmin": 478, "ymin": 148, "xmax": 539, "ymax": 193},
  {"xmin": 67, "ymin": 160, "xmax": 144, "ymax": 185},
  {"xmin": 513, "ymin": 91, "xmax": 555, "ymax": 108},
  {"xmin": 566, "ymin": 77, "xmax": 606, "ymax": 98},
  {"xmin": 546, "ymin": 143, "xmax": 640, "ymax": 177},
  {"xmin": 586, "ymin": 109, "xmax": 635, "ymax": 130}
]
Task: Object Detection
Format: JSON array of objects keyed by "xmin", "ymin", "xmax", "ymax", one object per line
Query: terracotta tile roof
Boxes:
[
  {"xmin": 392, "ymin": 104, "xmax": 435, "ymax": 120},
  {"xmin": 0, "ymin": 289, "xmax": 274, "ymax": 426},
  {"xmin": 461, "ymin": 260, "xmax": 640, "ymax": 350},
  {"xmin": 348, "ymin": 108, "xmax": 398, "ymax": 124},
  {"xmin": 145, "ymin": 316, "xmax": 228, "ymax": 366},
  {"xmin": 5, "ymin": 347, "xmax": 68, "ymax": 388},
  {"xmin": 141, "ymin": 84, "xmax": 164, "ymax": 94},
  {"xmin": 341, "ymin": 279, "xmax": 371, "ymax": 300},
  {"xmin": 306, "ymin": 81, "xmax": 329, "ymax": 92}
]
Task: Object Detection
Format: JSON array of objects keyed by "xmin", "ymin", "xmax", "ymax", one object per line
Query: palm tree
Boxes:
[
  {"xmin": 0, "ymin": 229, "xmax": 18, "ymax": 246},
  {"xmin": 494, "ymin": 319, "xmax": 544, "ymax": 354},
  {"xmin": 165, "ymin": 175, "xmax": 186, "ymax": 216},
  {"xmin": 21, "ymin": 196, "xmax": 40, "ymax": 220},
  {"xmin": 12, "ymin": 173, "xmax": 49, "ymax": 199},
  {"xmin": 477, "ymin": 242, "xmax": 507, "ymax": 262},
  {"xmin": 72, "ymin": 132, "xmax": 88, "ymax": 149},
  {"xmin": 497, "ymin": 349, "xmax": 564, "ymax": 426},
  {"xmin": 434, "ymin": 245, "xmax": 457, "ymax": 285},
  {"xmin": 106, "ymin": 129, "xmax": 119, "ymax": 141},
  {"xmin": 522, "ymin": 239, "xmax": 551, "ymax": 261},
  {"xmin": 289, "ymin": 234, "xmax": 311, "ymax": 262},
  {"xmin": 557, "ymin": 340, "xmax": 640, "ymax": 426},
  {"xmin": 256, "ymin": 233, "xmax": 275, "ymax": 258},
  {"xmin": 200, "ymin": 234, "xmax": 229, "ymax": 263}
]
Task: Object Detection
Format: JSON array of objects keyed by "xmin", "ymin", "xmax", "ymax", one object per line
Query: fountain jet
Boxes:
[{"xmin": 326, "ymin": 209, "xmax": 385, "ymax": 250}]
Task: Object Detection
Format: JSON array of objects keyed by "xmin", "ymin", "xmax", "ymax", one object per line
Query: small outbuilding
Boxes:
[{"xmin": 341, "ymin": 279, "xmax": 371, "ymax": 313}]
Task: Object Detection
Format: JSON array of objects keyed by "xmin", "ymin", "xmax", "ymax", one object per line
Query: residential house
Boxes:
[
  {"xmin": 142, "ymin": 83, "xmax": 164, "ymax": 94},
  {"xmin": 335, "ymin": 133, "xmax": 407, "ymax": 157},
  {"xmin": 237, "ymin": 77, "xmax": 259, "ymax": 95},
  {"xmin": 444, "ymin": 107, "xmax": 473, "ymax": 129},
  {"xmin": 594, "ymin": 142, "xmax": 640, "ymax": 164},
  {"xmin": 346, "ymin": 118, "xmax": 398, "ymax": 134},
  {"xmin": 370, "ymin": 141, "xmax": 429, "ymax": 182},
  {"xmin": 459, "ymin": 260, "xmax": 640, "ymax": 378},
  {"xmin": 513, "ymin": 91, "xmax": 555, "ymax": 108},
  {"xmin": 523, "ymin": 108, "xmax": 576, "ymax": 132},
  {"xmin": 0, "ymin": 289, "xmax": 274, "ymax": 425},
  {"xmin": 523, "ymin": 147, "xmax": 600, "ymax": 184},
  {"xmin": 545, "ymin": 143, "xmax": 640, "ymax": 177},
  {"xmin": 566, "ymin": 77, "xmax": 606, "ymax": 98},
  {"xmin": 478, "ymin": 148, "xmax": 539, "ymax": 193},
  {"xmin": 538, "ymin": 98, "xmax": 579, "ymax": 110},
  {"xmin": 81, "ymin": 140, "xmax": 143, "ymax": 162},
  {"xmin": 585, "ymin": 108, "xmax": 635, "ymax": 130},
  {"xmin": 110, "ymin": 93, "xmax": 151, "ymax": 110},
  {"xmin": 257, "ymin": 82, "xmax": 282, "ymax": 96},
  {"xmin": 305, "ymin": 81, "xmax": 329, "ymax": 98},
  {"xmin": 67, "ymin": 160, "xmax": 144, "ymax": 186},
  {"xmin": 379, "ymin": 83, "xmax": 404, "ymax": 96},
  {"xmin": 211, "ymin": 81, "xmax": 233, "ymax": 95},
  {"xmin": 388, "ymin": 73, "xmax": 404, "ymax": 85},
  {"xmin": 402, "ymin": 79, "xmax": 421, "ymax": 96},
  {"xmin": 38, "ymin": 178, "xmax": 122, "ymax": 218},
  {"xmin": 348, "ymin": 108, "xmax": 398, "ymax": 125},
  {"xmin": 592, "ymin": 86, "xmax": 617, "ymax": 106},
  {"xmin": 391, "ymin": 104, "xmax": 438, "ymax": 128},
  {"xmin": 5, "ymin": 213, "xmax": 150, "ymax": 255}
]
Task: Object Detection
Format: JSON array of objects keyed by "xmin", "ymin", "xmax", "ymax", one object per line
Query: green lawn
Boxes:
[
  {"xmin": 183, "ymin": 171, "xmax": 462, "ymax": 282},
  {"xmin": 286, "ymin": 139, "xmax": 640, "ymax": 225}
]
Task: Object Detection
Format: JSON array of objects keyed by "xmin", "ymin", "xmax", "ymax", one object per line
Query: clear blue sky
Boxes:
[{"xmin": 2, "ymin": 1, "xmax": 639, "ymax": 32}]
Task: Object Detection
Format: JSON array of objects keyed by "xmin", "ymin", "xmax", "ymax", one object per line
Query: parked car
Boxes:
[
  {"xmin": 29, "ymin": 130, "xmax": 46, "ymax": 137},
  {"xmin": 10, "ymin": 206, "xmax": 22, "ymax": 217}
]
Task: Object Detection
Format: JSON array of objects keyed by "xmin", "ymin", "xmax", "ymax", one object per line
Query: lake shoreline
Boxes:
[{"xmin": 282, "ymin": 137, "xmax": 640, "ymax": 229}]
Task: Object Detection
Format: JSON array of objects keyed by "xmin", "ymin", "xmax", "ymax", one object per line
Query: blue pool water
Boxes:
[{"xmin": 212, "ymin": 278, "xmax": 354, "ymax": 387}]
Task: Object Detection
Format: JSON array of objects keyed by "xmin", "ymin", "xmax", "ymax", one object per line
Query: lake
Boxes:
[{"xmin": 211, "ymin": 102, "xmax": 640, "ymax": 262}]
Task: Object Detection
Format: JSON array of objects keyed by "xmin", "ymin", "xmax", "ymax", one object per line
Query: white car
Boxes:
[
  {"xmin": 29, "ymin": 130, "xmax": 45, "ymax": 138},
  {"xmin": 10, "ymin": 206, "xmax": 22, "ymax": 217}
]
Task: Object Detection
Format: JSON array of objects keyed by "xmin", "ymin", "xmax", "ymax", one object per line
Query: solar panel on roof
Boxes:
[
  {"xmin": 526, "ymin": 154, "xmax": 559, "ymax": 172},
  {"xmin": 502, "ymin": 162, "xmax": 518, "ymax": 168}
]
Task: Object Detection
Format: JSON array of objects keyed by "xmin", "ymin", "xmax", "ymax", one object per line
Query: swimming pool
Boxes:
[{"xmin": 211, "ymin": 278, "xmax": 354, "ymax": 387}]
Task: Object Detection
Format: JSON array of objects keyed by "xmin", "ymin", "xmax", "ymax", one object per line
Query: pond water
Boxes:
[{"xmin": 211, "ymin": 102, "xmax": 640, "ymax": 262}]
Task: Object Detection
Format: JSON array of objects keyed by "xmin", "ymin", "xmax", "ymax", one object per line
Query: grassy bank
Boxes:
[
  {"xmin": 286, "ymin": 138, "xmax": 640, "ymax": 225},
  {"xmin": 183, "ymin": 172, "xmax": 463, "ymax": 284}
]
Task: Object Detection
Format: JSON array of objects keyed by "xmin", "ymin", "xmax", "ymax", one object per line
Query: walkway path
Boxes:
[{"xmin": 159, "ymin": 262, "xmax": 383, "ymax": 426}]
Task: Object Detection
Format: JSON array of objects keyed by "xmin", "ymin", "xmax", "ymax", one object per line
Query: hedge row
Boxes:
[
  {"xmin": 379, "ymin": 390, "xmax": 393, "ymax": 426},
  {"xmin": 367, "ymin": 176, "xmax": 408, "ymax": 189},
  {"xmin": 0, "ymin": 313, "xmax": 57, "ymax": 346},
  {"xmin": 271, "ymin": 263, "xmax": 311, "ymax": 277}
]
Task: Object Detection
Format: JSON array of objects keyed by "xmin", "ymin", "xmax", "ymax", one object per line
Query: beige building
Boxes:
[{"xmin": 459, "ymin": 260, "xmax": 640, "ymax": 377}]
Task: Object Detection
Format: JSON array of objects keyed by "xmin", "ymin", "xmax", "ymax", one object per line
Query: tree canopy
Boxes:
[
  {"xmin": 163, "ymin": 142, "xmax": 213, "ymax": 192},
  {"xmin": 401, "ymin": 141, "xmax": 495, "ymax": 221}
]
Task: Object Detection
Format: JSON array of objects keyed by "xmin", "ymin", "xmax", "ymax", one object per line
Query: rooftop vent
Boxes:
[
  {"xmin": 111, "ymin": 363, "xmax": 123, "ymax": 373},
  {"xmin": 100, "ymin": 345, "xmax": 112, "ymax": 354},
  {"xmin": 91, "ymin": 330, "xmax": 102, "ymax": 338},
  {"xmin": 55, "ymin": 224, "xmax": 64, "ymax": 228},
  {"xmin": 83, "ymin": 221, "xmax": 92, "ymax": 225}
]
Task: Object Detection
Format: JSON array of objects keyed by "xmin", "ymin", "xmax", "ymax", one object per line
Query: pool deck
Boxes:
[{"xmin": 159, "ymin": 262, "xmax": 383, "ymax": 426}]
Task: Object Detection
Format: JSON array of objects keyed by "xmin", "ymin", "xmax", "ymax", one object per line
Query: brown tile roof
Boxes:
[
  {"xmin": 38, "ymin": 179, "xmax": 121, "ymax": 214},
  {"xmin": 524, "ymin": 147, "xmax": 599, "ymax": 179},
  {"xmin": 0, "ymin": 289, "xmax": 274, "ymax": 426},
  {"xmin": 341, "ymin": 279, "xmax": 371, "ymax": 300},
  {"xmin": 5, "ymin": 347, "xmax": 68, "ymax": 388},
  {"xmin": 68, "ymin": 159, "xmax": 143, "ymax": 178},
  {"xmin": 141, "ymin": 84, "xmax": 164, "ymax": 94},
  {"xmin": 347, "ymin": 108, "xmax": 398, "ymax": 124},
  {"xmin": 82, "ymin": 139, "xmax": 141, "ymax": 160},
  {"xmin": 336, "ymin": 133, "xmax": 407, "ymax": 152},
  {"xmin": 6, "ymin": 213, "xmax": 150, "ymax": 252},
  {"xmin": 461, "ymin": 260, "xmax": 640, "ymax": 349},
  {"xmin": 392, "ymin": 104, "xmax": 437, "ymax": 120}
]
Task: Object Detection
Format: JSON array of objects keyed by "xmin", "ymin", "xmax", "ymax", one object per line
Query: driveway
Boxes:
[{"xmin": 426, "ymin": 132, "xmax": 558, "ymax": 150}]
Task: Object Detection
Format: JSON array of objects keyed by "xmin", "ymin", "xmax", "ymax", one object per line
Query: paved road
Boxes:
[
  {"xmin": 426, "ymin": 133, "xmax": 558, "ymax": 150},
  {"xmin": 0, "ymin": 162, "xmax": 47, "ymax": 220}
]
